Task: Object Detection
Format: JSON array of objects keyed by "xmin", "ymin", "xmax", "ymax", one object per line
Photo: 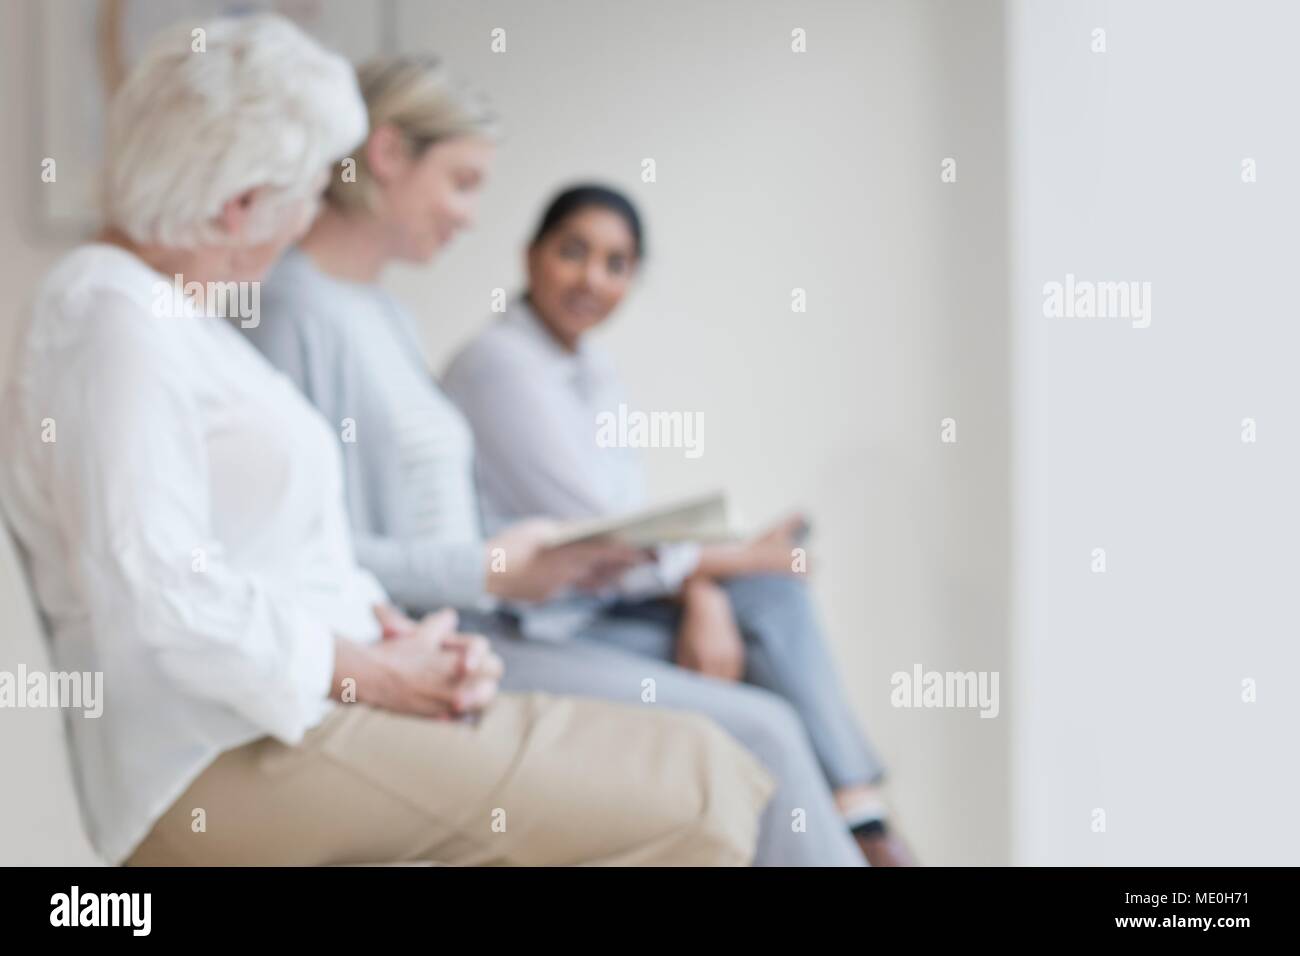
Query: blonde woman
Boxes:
[
  {"xmin": 0, "ymin": 17, "xmax": 772, "ymax": 867},
  {"xmin": 249, "ymin": 56, "xmax": 870, "ymax": 865}
]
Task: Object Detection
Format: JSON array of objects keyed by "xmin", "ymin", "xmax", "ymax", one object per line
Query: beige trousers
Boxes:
[{"xmin": 126, "ymin": 692, "xmax": 774, "ymax": 866}]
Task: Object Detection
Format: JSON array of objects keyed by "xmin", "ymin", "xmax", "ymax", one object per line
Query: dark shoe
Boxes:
[{"xmin": 855, "ymin": 829, "xmax": 919, "ymax": 867}]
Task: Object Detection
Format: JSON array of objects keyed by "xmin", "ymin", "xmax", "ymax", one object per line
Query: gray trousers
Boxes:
[
  {"xmin": 580, "ymin": 574, "xmax": 886, "ymax": 789},
  {"xmin": 464, "ymin": 576, "xmax": 874, "ymax": 866}
]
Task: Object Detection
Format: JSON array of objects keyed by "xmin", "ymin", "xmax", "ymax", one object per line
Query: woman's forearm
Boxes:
[
  {"xmin": 694, "ymin": 543, "xmax": 762, "ymax": 581},
  {"xmin": 694, "ymin": 535, "xmax": 802, "ymax": 582},
  {"xmin": 352, "ymin": 533, "xmax": 491, "ymax": 614}
]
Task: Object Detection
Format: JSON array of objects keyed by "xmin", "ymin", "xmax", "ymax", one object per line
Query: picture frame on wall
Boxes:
[{"xmin": 36, "ymin": 0, "xmax": 396, "ymax": 234}]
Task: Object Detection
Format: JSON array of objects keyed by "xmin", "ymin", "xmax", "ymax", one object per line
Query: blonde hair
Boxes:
[
  {"xmin": 325, "ymin": 55, "xmax": 497, "ymax": 214},
  {"xmin": 105, "ymin": 14, "xmax": 367, "ymax": 248}
]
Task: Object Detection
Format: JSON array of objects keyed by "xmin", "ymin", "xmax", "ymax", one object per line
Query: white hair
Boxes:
[{"xmin": 104, "ymin": 13, "xmax": 368, "ymax": 248}]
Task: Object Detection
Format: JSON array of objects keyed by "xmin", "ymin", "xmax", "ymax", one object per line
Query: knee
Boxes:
[
  {"xmin": 723, "ymin": 575, "xmax": 816, "ymax": 636},
  {"xmin": 724, "ymin": 572, "xmax": 807, "ymax": 604},
  {"xmin": 658, "ymin": 711, "xmax": 775, "ymax": 865},
  {"xmin": 752, "ymin": 692, "xmax": 810, "ymax": 754},
  {"xmin": 721, "ymin": 687, "xmax": 812, "ymax": 774}
]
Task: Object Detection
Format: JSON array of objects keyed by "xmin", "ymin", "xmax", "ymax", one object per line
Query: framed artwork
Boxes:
[{"xmin": 36, "ymin": 0, "xmax": 396, "ymax": 233}]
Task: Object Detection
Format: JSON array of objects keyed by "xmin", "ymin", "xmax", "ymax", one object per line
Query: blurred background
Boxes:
[{"xmin": 1, "ymin": 0, "xmax": 1296, "ymax": 866}]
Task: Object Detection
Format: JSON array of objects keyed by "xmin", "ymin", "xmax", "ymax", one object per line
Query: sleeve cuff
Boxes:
[
  {"xmin": 354, "ymin": 535, "xmax": 493, "ymax": 615},
  {"xmin": 267, "ymin": 614, "xmax": 337, "ymax": 745},
  {"xmin": 615, "ymin": 542, "xmax": 702, "ymax": 598}
]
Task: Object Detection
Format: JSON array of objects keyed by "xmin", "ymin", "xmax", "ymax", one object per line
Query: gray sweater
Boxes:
[{"xmin": 243, "ymin": 248, "xmax": 489, "ymax": 614}]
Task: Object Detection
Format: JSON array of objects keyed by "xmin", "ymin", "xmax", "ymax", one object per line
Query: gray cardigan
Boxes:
[{"xmin": 243, "ymin": 248, "xmax": 489, "ymax": 614}]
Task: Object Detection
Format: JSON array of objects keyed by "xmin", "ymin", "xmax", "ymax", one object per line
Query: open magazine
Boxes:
[{"xmin": 544, "ymin": 490, "xmax": 740, "ymax": 548}]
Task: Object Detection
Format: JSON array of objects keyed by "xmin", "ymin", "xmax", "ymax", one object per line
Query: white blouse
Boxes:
[{"xmin": 0, "ymin": 244, "xmax": 385, "ymax": 864}]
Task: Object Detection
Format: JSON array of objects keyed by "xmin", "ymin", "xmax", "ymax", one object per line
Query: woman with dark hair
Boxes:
[{"xmin": 444, "ymin": 184, "xmax": 915, "ymax": 866}]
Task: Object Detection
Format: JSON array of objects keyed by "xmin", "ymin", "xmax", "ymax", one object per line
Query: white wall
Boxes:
[
  {"xmin": 0, "ymin": 0, "xmax": 102, "ymax": 865},
  {"xmin": 0, "ymin": 0, "xmax": 1011, "ymax": 865},
  {"xmin": 0, "ymin": 1, "xmax": 67, "ymax": 362},
  {"xmin": 1010, "ymin": 0, "xmax": 1300, "ymax": 864}
]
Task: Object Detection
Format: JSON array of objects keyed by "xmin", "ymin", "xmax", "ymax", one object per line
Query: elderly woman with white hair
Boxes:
[{"xmin": 0, "ymin": 14, "xmax": 774, "ymax": 866}]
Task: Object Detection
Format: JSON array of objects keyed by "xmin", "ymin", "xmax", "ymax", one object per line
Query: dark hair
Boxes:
[{"xmin": 529, "ymin": 184, "xmax": 645, "ymax": 258}]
